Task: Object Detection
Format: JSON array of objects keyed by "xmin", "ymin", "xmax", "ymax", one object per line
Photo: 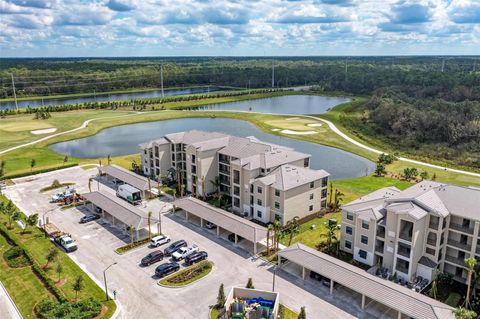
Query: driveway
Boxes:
[{"xmin": 4, "ymin": 166, "xmax": 379, "ymax": 318}]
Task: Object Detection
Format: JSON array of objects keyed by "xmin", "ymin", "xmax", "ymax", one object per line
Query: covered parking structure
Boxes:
[
  {"xmin": 173, "ymin": 197, "xmax": 268, "ymax": 254},
  {"xmin": 98, "ymin": 164, "xmax": 159, "ymax": 199},
  {"xmin": 278, "ymin": 244, "xmax": 454, "ymax": 319},
  {"xmin": 83, "ymin": 191, "xmax": 153, "ymax": 240}
]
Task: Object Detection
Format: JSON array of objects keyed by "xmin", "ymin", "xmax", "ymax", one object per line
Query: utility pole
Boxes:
[
  {"xmin": 271, "ymin": 60, "xmax": 275, "ymax": 88},
  {"xmin": 10, "ymin": 74, "xmax": 18, "ymax": 110},
  {"xmin": 160, "ymin": 65, "xmax": 164, "ymax": 98}
]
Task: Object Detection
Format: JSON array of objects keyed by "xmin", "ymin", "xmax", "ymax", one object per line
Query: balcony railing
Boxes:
[
  {"xmin": 450, "ymin": 223, "xmax": 475, "ymax": 235},
  {"xmin": 376, "ymin": 227, "xmax": 385, "ymax": 238},
  {"xmin": 399, "ymin": 231, "xmax": 412, "ymax": 242},
  {"xmin": 447, "ymin": 239, "xmax": 472, "ymax": 252},
  {"xmin": 445, "ymin": 255, "xmax": 467, "ymax": 267},
  {"xmin": 427, "ymin": 238, "xmax": 437, "ymax": 246},
  {"xmin": 375, "ymin": 245, "xmax": 384, "ymax": 254},
  {"xmin": 429, "ymin": 222, "xmax": 439, "ymax": 230},
  {"xmin": 397, "ymin": 247, "xmax": 411, "ymax": 258},
  {"xmin": 396, "ymin": 265, "xmax": 409, "ymax": 274}
]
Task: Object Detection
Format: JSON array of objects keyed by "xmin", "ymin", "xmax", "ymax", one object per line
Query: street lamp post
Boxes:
[
  {"xmin": 272, "ymin": 266, "xmax": 277, "ymax": 292},
  {"xmin": 103, "ymin": 262, "xmax": 117, "ymax": 301}
]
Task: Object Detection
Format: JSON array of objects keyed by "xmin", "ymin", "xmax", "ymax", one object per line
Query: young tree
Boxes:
[
  {"xmin": 374, "ymin": 163, "xmax": 386, "ymax": 176},
  {"xmin": 298, "ymin": 306, "xmax": 306, "ymax": 319},
  {"xmin": 432, "ymin": 173, "xmax": 437, "ymax": 181},
  {"xmin": 321, "ymin": 219, "xmax": 341, "ymax": 254},
  {"xmin": 453, "ymin": 307, "xmax": 477, "ymax": 319},
  {"xmin": 30, "ymin": 159, "xmax": 36, "ymax": 171},
  {"xmin": 56, "ymin": 262, "xmax": 63, "ymax": 282},
  {"xmin": 25, "ymin": 213, "xmax": 39, "ymax": 233},
  {"xmin": 63, "ymin": 155, "xmax": 69, "ymax": 166},
  {"xmin": 333, "ymin": 189, "xmax": 344, "ymax": 211},
  {"xmin": 420, "ymin": 170, "xmax": 429, "ymax": 180},
  {"xmin": 45, "ymin": 248, "xmax": 58, "ymax": 269},
  {"xmin": 210, "ymin": 176, "xmax": 220, "ymax": 199},
  {"xmin": 465, "ymin": 257, "xmax": 478, "ymax": 308},
  {"xmin": 72, "ymin": 275, "xmax": 84, "ymax": 300},
  {"xmin": 246, "ymin": 278, "xmax": 255, "ymax": 289},
  {"xmin": 286, "ymin": 216, "xmax": 300, "ymax": 246},
  {"xmin": 107, "ymin": 154, "xmax": 112, "ymax": 165},
  {"xmin": 216, "ymin": 283, "xmax": 226, "ymax": 309}
]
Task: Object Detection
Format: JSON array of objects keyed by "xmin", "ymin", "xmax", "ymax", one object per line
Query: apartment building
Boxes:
[
  {"xmin": 340, "ymin": 181, "xmax": 480, "ymax": 284},
  {"xmin": 140, "ymin": 130, "xmax": 329, "ymax": 225}
]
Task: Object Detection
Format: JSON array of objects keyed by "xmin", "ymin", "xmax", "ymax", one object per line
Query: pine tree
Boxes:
[
  {"xmin": 246, "ymin": 278, "xmax": 254, "ymax": 289},
  {"xmin": 298, "ymin": 307, "xmax": 306, "ymax": 319},
  {"xmin": 216, "ymin": 283, "xmax": 226, "ymax": 309}
]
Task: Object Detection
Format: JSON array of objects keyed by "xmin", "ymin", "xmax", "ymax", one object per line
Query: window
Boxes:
[
  {"xmin": 191, "ymin": 165, "xmax": 196, "ymax": 174},
  {"xmin": 191, "ymin": 154, "xmax": 196, "ymax": 163},
  {"xmin": 233, "ymin": 170, "xmax": 240, "ymax": 184},
  {"xmin": 362, "ymin": 220, "xmax": 369, "ymax": 230},
  {"xmin": 250, "ymin": 195, "xmax": 254, "ymax": 205},
  {"xmin": 275, "ymin": 189, "xmax": 280, "ymax": 197},
  {"xmin": 346, "ymin": 226, "xmax": 353, "ymax": 235},
  {"xmin": 171, "ymin": 154, "xmax": 175, "ymax": 161},
  {"xmin": 144, "ymin": 150, "xmax": 147, "ymax": 155},
  {"xmin": 250, "ymin": 184, "xmax": 254, "ymax": 193},
  {"xmin": 347, "ymin": 212, "xmax": 353, "ymax": 221},
  {"xmin": 359, "ymin": 250, "xmax": 367, "ymax": 259},
  {"xmin": 309, "ymin": 193, "xmax": 314, "ymax": 200},
  {"xmin": 309, "ymin": 205, "xmax": 313, "ymax": 212},
  {"xmin": 233, "ymin": 197, "xmax": 240, "ymax": 208},
  {"xmin": 345, "ymin": 240, "xmax": 352, "ymax": 249},
  {"xmin": 257, "ymin": 211, "xmax": 262, "ymax": 218},
  {"xmin": 234, "ymin": 186, "xmax": 240, "ymax": 196},
  {"xmin": 275, "ymin": 214, "xmax": 281, "ymax": 222},
  {"xmin": 321, "ymin": 177, "xmax": 328, "ymax": 187},
  {"xmin": 274, "ymin": 202, "xmax": 280, "ymax": 209},
  {"xmin": 321, "ymin": 189, "xmax": 327, "ymax": 198},
  {"xmin": 261, "ymin": 168, "xmax": 265, "ymax": 174},
  {"xmin": 257, "ymin": 186, "xmax": 262, "ymax": 194},
  {"xmin": 309, "ymin": 181, "xmax": 314, "ymax": 188},
  {"xmin": 321, "ymin": 199, "xmax": 327, "ymax": 208},
  {"xmin": 304, "ymin": 158, "xmax": 310, "ymax": 167},
  {"xmin": 361, "ymin": 235, "xmax": 368, "ymax": 245},
  {"xmin": 426, "ymin": 247, "xmax": 436, "ymax": 256},
  {"xmin": 257, "ymin": 199, "xmax": 263, "ymax": 206},
  {"xmin": 171, "ymin": 144, "xmax": 174, "ymax": 151}
]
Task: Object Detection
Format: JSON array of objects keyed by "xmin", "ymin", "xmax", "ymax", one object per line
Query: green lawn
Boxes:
[
  {"xmin": 0, "ymin": 195, "xmax": 116, "ymax": 318},
  {"xmin": 159, "ymin": 260, "xmax": 213, "ymax": 287}
]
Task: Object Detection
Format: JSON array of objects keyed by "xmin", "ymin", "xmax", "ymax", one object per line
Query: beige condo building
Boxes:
[
  {"xmin": 140, "ymin": 130, "xmax": 329, "ymax": 225},
  {"xmin": 340, "ymin": 181, "xmax": 480, "ymax": 284}
]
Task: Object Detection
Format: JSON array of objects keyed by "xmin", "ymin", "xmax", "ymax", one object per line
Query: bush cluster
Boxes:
[
  {"xmin": 3, "ymin": 246, "xmax": 31, "ymax": 268},
  {"xmin": 36, "ymin": 297, "xmax": 101, "ymax": 319}
]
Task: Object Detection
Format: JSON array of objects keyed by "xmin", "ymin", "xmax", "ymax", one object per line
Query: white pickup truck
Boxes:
[{"xmin": 171, "ymin": 244, "xmax": 199, "ymax": 261}]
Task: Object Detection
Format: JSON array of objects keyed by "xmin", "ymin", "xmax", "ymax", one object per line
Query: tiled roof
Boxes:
[
  {"xmin": 256, "ymin": 165, "xmax": 329, "ymax": 191},
  {"xmin": 278, "ymin": 244, "xmax": 454, "ymax": 319},
  {"xmin": 99, "ymin": 164, "xmax": 158, "ymax": 191}
]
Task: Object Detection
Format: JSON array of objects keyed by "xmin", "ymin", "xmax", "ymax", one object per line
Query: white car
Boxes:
[
  {"xmin": 171, "ymin": 244, "xmax": 199, "ymax": 261},
  {"xmin": 150, "ymin": 235, "xmax": 171, "ymax": 247}
]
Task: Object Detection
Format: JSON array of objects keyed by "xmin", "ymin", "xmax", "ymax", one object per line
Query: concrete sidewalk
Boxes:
[{"xmin": 0, "ymin": 281, "xmax": 23, "ymax": 319}]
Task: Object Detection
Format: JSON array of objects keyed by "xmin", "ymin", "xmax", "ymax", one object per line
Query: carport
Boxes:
[
  {"xmin": 83, "ymin": 191, "xmax": 153, "ymax": 240},
  {"xmin": 173, "ymin": 197, "xmax": 267, "ymax": 254},
  {"xmin": 278, "ymin": 244, "xmax": 454, "ymax": 319},
  {"xmin": 98, "ymin": 164, "xmax": 159, "ymax": 199}
]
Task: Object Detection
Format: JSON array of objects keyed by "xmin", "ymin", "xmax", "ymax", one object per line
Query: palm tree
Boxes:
[
  {"xmin": 465, "ymin": 257, "xmax": 478, "ymax": 308},
  {"xmin": 321, "ymin": 219, "xmax": 340, "ymax": 254},
  {"xmin": 147, "ymin": 211, "xmax": 152, "ymax": 239},
  {"xmin": 30, "ymin": 159, "xmax": 36, "ymax": 171},
  {"xmin": 24, "ymin": 213, "xmax": 39, "ymax": 233},
  {"xmin": 286, "ymin": 216, "xmax": 300, "ymax": 246},
  {"xmin": 333, "ymin": 189, "xmax": 344, "ymax": 211},
  {"xmin": 7, "ymin": 206, "xmax": 20, "ymax": 229},
  {"xmin": 56, "ymin": 262, "xmax": 63, "ymax": 282},
  {"xmin": 273, "ymin": 218, "xmax": 282, "ymax": 251},
  {"xmin": 246, "ymin": 278, "xmax": 254, "ymax": 289},
  {"xmin": 429, "ymin": 270, "xmax": 440, "ymax": 300},
  {"xmin": 63, "ymin": 155, "xmax": 69, "ymax": 166},
  {"xmin": 147, "ymin": 177, "xmax": 152, "ymax": 199},
  {"xmin": 328, "ymin": 183, "xmax": 333, "ymax": 206},
  {"xmin": 210, "ymin": 176, "xmax": 220, "ymax": 199},
  {"xmin": 129, "ymin": 225, "xmax": 136, "ymax": 245},
  {"xmin": 107, "ymin": 154, "xmax": 112, "ymax": 165}
]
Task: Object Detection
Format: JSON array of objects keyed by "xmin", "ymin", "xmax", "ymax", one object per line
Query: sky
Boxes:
[{"xmin": 0, "ymin": 0, "xmax": 479, "ymax": 57}]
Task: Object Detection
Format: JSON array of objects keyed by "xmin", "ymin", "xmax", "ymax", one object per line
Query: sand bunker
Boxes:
[
  {"xmin": 307, "ymin": 123, "xmax": 323, "ymax": 127},
  {"xmin": 285, "ymin": 117, "xmax": 300, "ymax": 121},
  {"xmin": 271, "ymin": 128, "xmax": 280, "ymax": 131},
  {"xmin": 31, "ymin": 128, "xmax": 57, "ymax": 135},
  {"xmin": 281, "ymin": 130, "xmax": 318, "ymax": 135}
]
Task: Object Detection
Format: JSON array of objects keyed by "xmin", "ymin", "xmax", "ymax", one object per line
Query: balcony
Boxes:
[
  {"xmin": 396, "ymin": 264, "xmax": 409, "ymax": 274},
  {"xmin": 399, "ymin": 230, "xmax": 412, "ymax": 242},
  {"xmin": 397, "ymin": 246, "xmax": 411, "ymax": 258},
  {"xmin": 450, "ymin": 223, "xmax": 474, "ymax": 235},
  {"xmin": 429, "ymin": 222, "xmax": 439, "ymax": 230},
  {"xmin": 427, "ymin": 238, "xmax": 437, "ymax": 246},
  {"xmin": 447, "ymin": 239, "xmax": 472, "ymax": 252},
  {"xmin": 219, "ymin": 167, "xmax": 230, "ymax": 174},
  {"xmin": 376, "ymin": 227, "xmax": 385, "ymax": 238},
  {"xmin": 375, "ymin": 245, "xmax": 384, "ymax": 254},
  {"xmin": 445, "ymin": 255, "xmax": 467, "ymax": 267}
]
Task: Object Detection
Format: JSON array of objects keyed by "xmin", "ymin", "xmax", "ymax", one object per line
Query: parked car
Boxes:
[
  {"xmin": 79, "ymin": 214, "xmax": 101, "ymax": 224},
  {"xmin": 185, "ymin": 251, "xmax": 208, "ymax": 265},
  {"xmin": 172, "ymin": 244, "xmax": 199, "ymax": 261},
  {"xmin": 51, "ymin": 188, "xmax": 76, "ymax": 203},
  {"xmin": 155, "ymin": 262, "xmax": 180, "ymax": 278},
  {"xmin": 309, "ymin": 271, "xmax": 323, "ymax": 281},
  {"xmin": 227, "ymin": 233, "xmax": 244, "ymax": 243},
  {"xmin": 164, "ymin": 240, "xmax": 187, "ymax": 256},
  {"xmin": 141, "ymin": 250, "xmax": 164, "ymax": 266},
  {"xmin": 205, "ymin": 222, "xmax": 216, "ymax": 229},
  {"xmin": 150, "ymin": 235, "xmax": 171, "ymax": 247}
]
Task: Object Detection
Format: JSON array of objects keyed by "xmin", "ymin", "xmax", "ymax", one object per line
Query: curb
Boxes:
[
  {"xmin": 0, "ymin": 280, "xmax": 23, "ymax": 319},
  {"xmin": 157, "ymin": 261, "xmax": 214, "ymax": 289}
]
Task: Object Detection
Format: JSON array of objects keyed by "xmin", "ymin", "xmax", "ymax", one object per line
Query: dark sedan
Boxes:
[
  {"xmin": 155, "ymin": 262, "xmax": 180, "ymax": 278},
  {"xmin": 79, "ymin": 214, "xmax": 101, "ymax": 224},
  {"xmin": 140, "ymin": 250, "xmax": 164, "ymax": 266},
  {"xmin": 164, "ymin": 240, "xmax": 187, "ymax": 256},
  {"xmin": 185, "ymin": 251, "xmax": 208, "ymax": 265}
]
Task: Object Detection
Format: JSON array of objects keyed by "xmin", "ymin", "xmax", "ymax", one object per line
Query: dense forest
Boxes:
[{"xmin": 1, "ymin": 56, "xmax": 479, "ymax": 168}]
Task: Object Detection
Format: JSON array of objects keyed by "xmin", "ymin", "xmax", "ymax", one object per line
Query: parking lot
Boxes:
[{"xmin": 4, "ymin": 166, "xmax": 396, "ymax": 318}]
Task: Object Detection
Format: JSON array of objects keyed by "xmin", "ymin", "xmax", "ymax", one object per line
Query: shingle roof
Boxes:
[
  {"xmin": 174, "ymin": 197, "xmax": 267, "ymax": 242},
  {"xmin": 83, "ymin": 191, "xmax": 149, "ymax": 229},
  {"xmin": 256, "ymin": 165, "xmax": 329, "ymax": 191},
  {"xmin": 99, "ymin": 164, "xmax": 158, "ymax": 191},
  {"xmin": 387, "ymin": 201, "xmax": 429, "ymax": 220},
  {"xmin": 165, "ymin": 130, "xmax": 227, "ymax": 145},
  {"xmin": 278, "ymin": 244, "xmax": 454, "ymax": 319}
]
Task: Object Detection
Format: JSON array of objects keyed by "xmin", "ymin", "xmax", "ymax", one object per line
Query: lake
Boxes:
[
  {"xmin": 49, "ymin": 117, "xmax": 375, "ymax": 180},
  {"xmin": 0, "ymin": 86, "xmax": 228, "ymax": 110},
  {"xmin": 195, "ymin": 95, "xmax": 350, "ymax": 115}
]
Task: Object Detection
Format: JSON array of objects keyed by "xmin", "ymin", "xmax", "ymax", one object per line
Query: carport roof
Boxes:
[
  {"xmin": 278, "ymin": 244, "xmax": 454, "ymax": 319},
  {"xmin": 83, "ymin": 191, "xmax": 149, "ymax": 230},
  {"xmin": 174, "ymin": 197, "xmax": 267, "ymax": 243},
  {"xmin": 99, "ymin": 164, "xmax": 158, "ymax": 191}
]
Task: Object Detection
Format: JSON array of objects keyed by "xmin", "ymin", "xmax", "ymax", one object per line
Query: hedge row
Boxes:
[
  {"xmin": 3, "ymin": 163, "xmax": 78, "ymax": 180},
  {"xmin": 0, "ymin": 224, "xmax": 67, "ymax": 302}
]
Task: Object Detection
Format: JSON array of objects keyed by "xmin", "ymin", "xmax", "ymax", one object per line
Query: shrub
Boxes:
[
  {"xmin": 3, "ymin": 246, "xmax": 31, "ymax": 268},
  {"xmin": 35, "ymin": 298, "xmax": 102, "ymax": 319},
  {"xmin": 446, "ymin": 293, "xmax": 462, "ymax": 307}
]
